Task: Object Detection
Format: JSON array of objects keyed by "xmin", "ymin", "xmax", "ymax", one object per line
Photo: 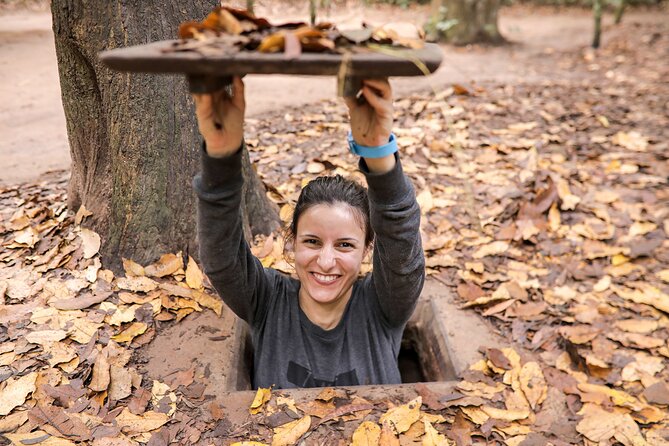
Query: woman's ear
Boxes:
[
  {"xmin": 363, "ymin": 244, "xmax": 372, "ymax": 261},
  {"xmin": 282, "ymin": 236, "xmax": 295, "ymax": 263}
]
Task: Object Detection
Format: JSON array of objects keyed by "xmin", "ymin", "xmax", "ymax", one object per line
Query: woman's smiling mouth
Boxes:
[{"xmin": 311, "ymin": 272, "xmax": 340, "ymax": 284}]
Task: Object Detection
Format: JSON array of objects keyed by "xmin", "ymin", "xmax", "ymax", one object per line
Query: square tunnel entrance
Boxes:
[
  {"xmin": 142, "ymin": 279, "xmax": 506, "ymax": 393},
  {"xmin": 223, "ymin": 280, "xmax": 504, "ymax": 390}
]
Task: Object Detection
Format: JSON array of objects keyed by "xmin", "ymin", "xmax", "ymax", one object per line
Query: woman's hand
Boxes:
[
  {"xmin": 192, "ymin": 76, "xmax": 245, "ymax": 158},
  {"xmin": 344, "ymin": 78, "xmax": 394, "ymax": 147},
  {"xmin": 344, "ymin": 78, "xmax": 396, "ymax": 173}
]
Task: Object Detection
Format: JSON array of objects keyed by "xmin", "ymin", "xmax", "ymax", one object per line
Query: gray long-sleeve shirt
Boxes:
[{"xmin": 193, "ymin": 145, "xmax": 425, "ymax": 389}]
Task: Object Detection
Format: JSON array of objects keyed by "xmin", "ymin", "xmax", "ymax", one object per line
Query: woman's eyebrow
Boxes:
[
  {"xmin": 337, "ymin": 237, "xmax": 360, "ymax": 243},
  {"xmin": 298, "ymin": 234, "xmax": 360, "ymax": 242}
]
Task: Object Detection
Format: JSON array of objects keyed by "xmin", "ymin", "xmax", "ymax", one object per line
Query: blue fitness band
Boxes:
[{"xmin": 347, "ymin": 132, "xmax": 398, "ymax": 158}]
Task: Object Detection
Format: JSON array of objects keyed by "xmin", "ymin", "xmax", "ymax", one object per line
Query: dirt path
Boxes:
[{"xmin": 0, "ymin": 5, "xmax": 659, "ymax": 185}]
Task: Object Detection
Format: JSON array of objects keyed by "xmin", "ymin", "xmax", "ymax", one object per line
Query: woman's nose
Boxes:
[{"xmin": 316, "ymin": 246, "xmax": 336, "ymax": 269}]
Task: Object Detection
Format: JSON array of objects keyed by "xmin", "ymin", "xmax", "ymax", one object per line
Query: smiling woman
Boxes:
[
  {"xmin": 294, "ymin": 202, "xmax": 369, "ymax": 330},
  {"xmin": 192, "ymin": 77, "xmax": 425, "ymax": 389}
]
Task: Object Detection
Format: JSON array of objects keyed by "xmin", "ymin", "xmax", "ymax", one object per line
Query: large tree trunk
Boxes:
[
  {"xmin": 427, "ymin": 0, "xmax": 504, "ymax": 45},
  {"xmin": 51, "ymin": 0, "xmax": 279, "ymax": 272}
]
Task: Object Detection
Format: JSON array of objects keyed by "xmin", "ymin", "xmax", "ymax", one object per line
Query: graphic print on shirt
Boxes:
[{"xmin": 287, "ymin": 360, "xmax": 359, "ymax": 387}]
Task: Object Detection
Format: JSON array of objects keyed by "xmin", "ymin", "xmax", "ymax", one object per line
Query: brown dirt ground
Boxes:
[{"xmin": 1, "ymin": 3, "xmax": 662, "ymax": 186}]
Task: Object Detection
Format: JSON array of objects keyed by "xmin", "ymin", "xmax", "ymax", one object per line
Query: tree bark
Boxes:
[
  {"xmin": 614, "ymin": 0, "xmax": 626, "ymax": 25},
  {"xmin": 51, "ymin": 0, "xmax": 279, "ymax": 272},
  {"xmin": 428, "ymin": 0, "xmax": 504, "ymax": 45},
  {"xmin": 593, "ymin": 0, "xmax": 603, "ymax": 48}
]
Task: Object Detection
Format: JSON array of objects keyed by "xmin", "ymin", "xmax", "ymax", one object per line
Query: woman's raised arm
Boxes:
[{"xmin": 192, "ymin": 77, "xmax": 277, "ymax": 326}]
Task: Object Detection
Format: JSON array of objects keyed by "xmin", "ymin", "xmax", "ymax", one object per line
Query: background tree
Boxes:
[
  {"xmin": 426, "ymin": 0, "xmax": 504, "ymax": 45},
  {"xmin": 593, "ymin": 0, "xmax": 603, "ymax": 47},
  {"xmin": 615, "ymin": 0, "xmax": 627, "ymax": 24},
  {"xmin": 51, "ymin": 0, "xmax": 279, "ymax": 272}
]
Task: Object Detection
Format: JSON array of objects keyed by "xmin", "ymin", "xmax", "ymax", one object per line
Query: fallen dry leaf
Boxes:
[
  {"xmin": 115, "ymin": 408, "xmax": 170, "ymax": 436},
  {"xmin": 191, "ymin": 290, "xmax": 223, "ymax": 316},
  {"xmin": 250, "ymin": 387, "xmax": 272, "ymax": 415},
  {"xmin": 28, "ymin": 405, "xmax": 91, "ymax": 441},
  {"xmin": 0, "ymin": 372, "xmax": 37, "ymax": 416},
  {"xmin": 109, "ymin": 366, "xmax": 133, "ymax": 401},
  {"xmin": 472, "ymin": 241, "xmax": 509, "ymax": 259},
  {"xmin": 576, "ymin": 403, "xmax": 646, "ymax": 446},
  {"xmin": 519, "ymin": 361, "xmax": 547, "ymax": 410},
  {"xmin": 613, "ymin": 283, "xmax": 669, "ymax": 314},
  {"xmin": 116, "ymin": 276, "xmax": 159, "ymax": 293},
  {"xmin": 351, "ymin": 420, "xmax": 381, "ymax": 445},
  {"xmin": 89, "ymin": 347, "xmax": 111, "ymax": 392},
  {"xmin": 112, "ymin": 322, "xmax": 148, "ymax": 343},
  {"xmin": 271, "ymin": 415, "xmax": 311, "ymax": 446},
  {"xmin": 79, "ymin": 228, "xmax": 101, "ymax": 259},
  {"xmin": 122, "ymin": 257, "xmax": 146, "ymax": 277},
  {"xmin": 3, "ymin": 430, "xmax": 77, "ymax": 445},
  {"xmin": 43, "ymin": 341, "xmax": 78, "ymax": 367},
  {"xmin": 379, "ymin": 396, "xmax": 422, "ymax": 434},
  {"xmin": 25, "ymin": 329, "xmax": 68, "ymax": 345},
  {"xmin": 379, "ymin": 421, "xmax": 400, "ymax": 445},
  {"xmin": 185, "ymin": 256, "xmax": 205, "ymax": 290},
  {"xmin": 422, "ymin": 420, "xmax": 450, "ymax": 446},
  {"xmin": 51, "ymin": 291, "xmax": 111, "ymax": 310},
  {"xmin": 144, "ymin": 252, "xmax": 184, "ymax": 278}
]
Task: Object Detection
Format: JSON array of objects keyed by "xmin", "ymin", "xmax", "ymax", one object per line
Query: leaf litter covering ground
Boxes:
[{"xmin": 0, "ymin": 18, "xmax": 668, "ymax": 446}]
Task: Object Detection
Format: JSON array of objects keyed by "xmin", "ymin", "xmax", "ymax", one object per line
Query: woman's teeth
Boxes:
[{"xmin": 313, "ymin": 273, "xmax": 338, "ymax": 283}]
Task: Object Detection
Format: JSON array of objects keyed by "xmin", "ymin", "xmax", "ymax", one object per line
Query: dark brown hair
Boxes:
[{"xmin": 288, "ymin": 175, "xmax": 373, "ymax": 248}]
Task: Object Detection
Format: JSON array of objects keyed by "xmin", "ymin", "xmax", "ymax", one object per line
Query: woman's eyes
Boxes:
[{"xmin": 301, "ymin": 239, "xmax": 355, "ymax": 249}]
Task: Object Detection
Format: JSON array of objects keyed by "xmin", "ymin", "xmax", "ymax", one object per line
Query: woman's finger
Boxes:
[
  {"xmin": 343, "ymin": 96, "xmax": 359, "ymax": 112},
  {"xmin": 231, "ymin": 76, "xmax": 246, "ymax": 111},
  {"xmin": 361, "ymin": 78, "xmax": 391, "ymax": 99},
  {"xmin": 194, "ymin": 94, "xmax": 214, "ymax": 120},
  {"xmin": 361, "ymin": 85, "xmax": 390, "ymax": 114}
]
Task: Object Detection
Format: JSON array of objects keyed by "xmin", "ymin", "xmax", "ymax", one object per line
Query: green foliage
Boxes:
[{"xmin": 425, "ymin": 5, "xmax": 458, "ymax": 41}]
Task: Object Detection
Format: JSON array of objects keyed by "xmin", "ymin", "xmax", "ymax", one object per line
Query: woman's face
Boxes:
[{"xmin": 294, "ymin": 202, "xmax": 367, "ymax": 308}]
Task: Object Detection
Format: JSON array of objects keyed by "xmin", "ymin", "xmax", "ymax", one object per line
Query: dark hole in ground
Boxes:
[
  {"xmin": 399, "ymin": 300, "xmax": 457, "ymax": 383},
  {"xmin": 398, "ymin": 340, "xmax": 426, "ymax": 383}
]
